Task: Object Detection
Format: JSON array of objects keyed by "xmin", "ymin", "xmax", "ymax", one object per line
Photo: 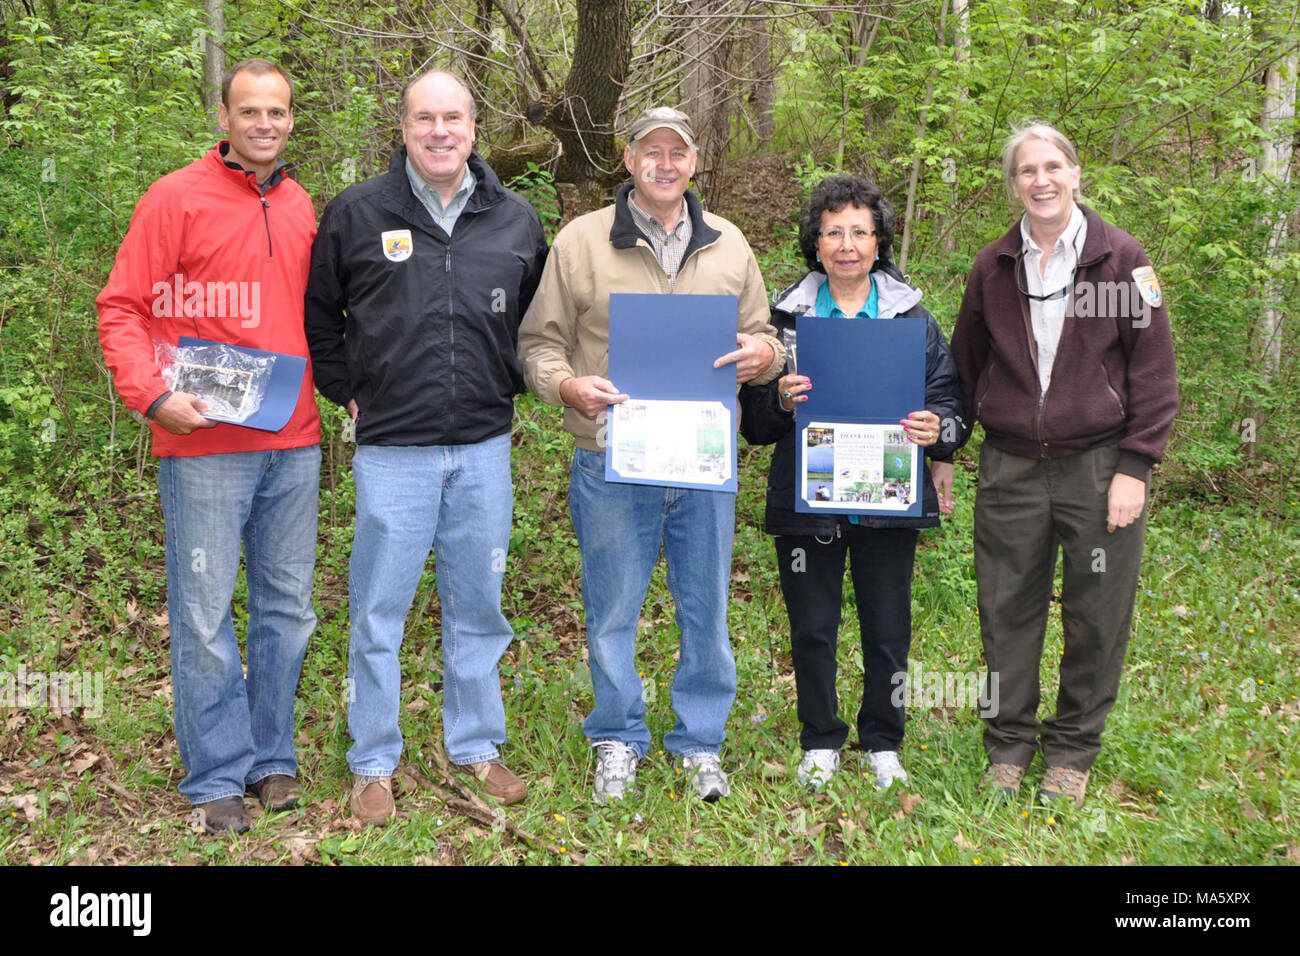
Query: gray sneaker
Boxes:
[
  {"xmin": 866, "ymin": 750, "xmax": 910, "ymax": 789},
  {"xmin": 592, "ymin": 740, "xmax": 638, "ymax": 805},
  {"xmin": 682, "ymin": 752, "xmax": 729, "ymax": 802},
  {"xmin": 796, "ymin": 749, "xmax": 840, "ymax": 790}
]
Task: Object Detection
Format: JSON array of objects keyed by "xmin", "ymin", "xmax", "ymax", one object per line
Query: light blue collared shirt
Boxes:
[{"xmin": 405, "ymin": 158, "xmax": 476, "ymax": 235}]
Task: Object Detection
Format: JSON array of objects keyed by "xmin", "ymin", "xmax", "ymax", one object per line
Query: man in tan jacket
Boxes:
[{"xmin": 519, "ymin": 107, "xmax": 782, "ymax": 805}]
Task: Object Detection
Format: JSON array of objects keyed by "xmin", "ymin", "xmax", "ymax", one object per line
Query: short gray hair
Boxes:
[
  {"xmin": 1001, "ymin": 121, "xmax": 1081, "ymax": 200},
  {"xmin": 399, "ymin": 70, "xmax": 478, "ymax": 122}
]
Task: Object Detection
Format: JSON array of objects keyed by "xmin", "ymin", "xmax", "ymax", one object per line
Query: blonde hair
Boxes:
[{"xmin": 1001, "ymin": 122, "xmax": 1081, "ymax": 200}]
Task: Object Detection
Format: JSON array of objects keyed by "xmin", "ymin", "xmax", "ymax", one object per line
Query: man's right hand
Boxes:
[
  {"xmin": 152, "ymin": 392, "xmax": 218, "ymax": 435},
  {"xmin": 347, "ymin": 399, "xmax": 359, "ymax": 421},
  {"xmin": 559, "ymin": 375, "xmax": 629, "ymax": 420}
]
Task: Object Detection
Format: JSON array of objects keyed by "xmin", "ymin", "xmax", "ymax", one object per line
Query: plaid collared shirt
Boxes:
[{"xmin": 627, "ymin": 192, "xmax": 692, "ymax": 290}]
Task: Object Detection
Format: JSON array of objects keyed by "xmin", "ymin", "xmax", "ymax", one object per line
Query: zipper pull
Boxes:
[{"xmin": 444, "ymin": 249, "xmax": 451, "ymax": 272}]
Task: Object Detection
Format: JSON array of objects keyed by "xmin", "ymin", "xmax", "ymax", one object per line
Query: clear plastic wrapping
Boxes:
[
  {"xmin": 781, "ymin": 327, "xmax": 798, "ymax": 376},
  {"xmin": 155, "ymin": 341, "xmax": 277, "ymax": 424}
]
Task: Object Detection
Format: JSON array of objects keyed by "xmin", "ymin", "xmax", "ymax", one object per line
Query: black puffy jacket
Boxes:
[
  {"xmin": 305, "ymin": 148, "xmax": 548, "ymax": 446},
  {"xmin": 739, "ymin": 265, "xmax": 969, "ymax": 536}
]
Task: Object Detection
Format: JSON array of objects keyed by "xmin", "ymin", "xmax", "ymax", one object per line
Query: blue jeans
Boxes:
[
  {"xmin": 347, "ymin": 435, "xmax": 515, "ymax": 774},
  {"xmin": 158, "ymin": 445, "xmax": 320, "ymax": 805},
  {"xmin": 569, "ymin": 448, "xmax": 737, "ymax": 758}
]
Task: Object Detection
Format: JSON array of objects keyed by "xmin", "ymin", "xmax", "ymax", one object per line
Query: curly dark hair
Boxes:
[{"xmin": 797, "ymin": 175, "xmax": 896, "ymax": 273}]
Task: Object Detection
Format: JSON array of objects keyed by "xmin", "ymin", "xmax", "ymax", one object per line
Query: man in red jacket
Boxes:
[{"xmin": 97, "ymin": 59, "xmax": 321, "ymax": 834}]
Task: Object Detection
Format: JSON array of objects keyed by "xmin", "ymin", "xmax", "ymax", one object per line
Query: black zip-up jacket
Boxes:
[
  {"xmin": 305, "ymin": 148, "xmax": 548, "ymax": 445},
  {"xmin": 739, "ymin": 264, "xmax": 969, "ymax": 535}
]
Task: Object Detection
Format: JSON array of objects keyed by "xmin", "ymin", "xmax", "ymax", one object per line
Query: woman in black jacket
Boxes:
[{"xmin": 740, "ymin": 175, "xmax": 968, "ymax": 790}]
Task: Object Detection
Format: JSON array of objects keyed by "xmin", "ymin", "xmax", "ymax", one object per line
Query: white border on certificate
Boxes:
[
  {"xmin": 607, "ymin": 399, "xmax": 733, "ymax": 486},
  {"xmin": 800, "ymin": 420, "xmax": 920, "ymax": 511}
]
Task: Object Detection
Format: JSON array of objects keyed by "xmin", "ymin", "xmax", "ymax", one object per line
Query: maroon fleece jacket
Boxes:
[{"xmin": 950, "ymin": 205, "xmax": 1178, "ymax": 482}]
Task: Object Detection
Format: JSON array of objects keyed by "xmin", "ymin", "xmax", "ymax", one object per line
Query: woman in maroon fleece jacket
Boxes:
[{"xmin": 950, "ymin": 122, "xmax": 1178, "ymax": 809}]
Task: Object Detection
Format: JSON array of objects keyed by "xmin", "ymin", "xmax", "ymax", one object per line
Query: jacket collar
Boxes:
[
  {"xmin": 993, "ymin": 203, "xmax": 1113, "ymax": 268},
  {"xmin": 212, "ymin": 141, "xmax": 294, "ymax": 193},
  {"xmin": 774, "ymin": 263, "xmax": 922, "ymax": 319},
  {"xmin": 610, "ymin": 182, "xmax": 722, "ymax": 258},
  {"xmin": 382, "ymin": 147, "xmax": 506, "ymax": 230}
]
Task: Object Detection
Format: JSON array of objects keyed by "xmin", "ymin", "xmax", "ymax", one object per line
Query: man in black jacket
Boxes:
[{"xmin": 305, "ymin": 71, "xmax": 547, "ymax": 824}]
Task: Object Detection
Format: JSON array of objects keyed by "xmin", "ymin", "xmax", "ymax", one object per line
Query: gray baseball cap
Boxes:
[{"xmin": 626, "ymin": 107, "xmax": 696, "ymax": 148}]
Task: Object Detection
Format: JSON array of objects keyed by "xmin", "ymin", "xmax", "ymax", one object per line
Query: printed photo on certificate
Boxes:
[
  {"xmin": 607, "ymin": 399, "xmax": 733, "ymax": 487},
  {"xmin": 799, "ymin": 421, "xmax": 920, "ymax": 513}
]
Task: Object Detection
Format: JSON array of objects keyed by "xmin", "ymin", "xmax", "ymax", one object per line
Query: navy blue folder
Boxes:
[
  {"xmin": 793, "ymin": 317, "xmax": 926, "ymax": 517},
  {"xmin": 605, "ymin": 293, "xmax": 739, "ymax": 493},
  {"xmin": 178, "ymin": 336, "xmax": 307, "ymax": 433}
]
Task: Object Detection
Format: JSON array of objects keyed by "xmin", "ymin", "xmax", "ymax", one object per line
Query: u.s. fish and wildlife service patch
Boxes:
[
  {"xmin": 1132, "ymin": 265, "xmax": 1162, "ymax": 308},
  {"xmin": 382, "ymin": 229, "xmax": 413, "ymax": 262}
]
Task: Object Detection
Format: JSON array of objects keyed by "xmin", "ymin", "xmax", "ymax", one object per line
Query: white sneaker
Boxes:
[
  {"xmin": 681, "ymin": 752, "xmax": 729, "ymax": 802},
  {"xmin": 591, "ymin": 740, "xmax": 638, "ymax": 805},
  {"xmin": 796, "ymin": 749, "xmax": 840, "ymax": 789},
  {"xmin": 866, "ymin": 750, "xmax": 910, "ymax": 789}
]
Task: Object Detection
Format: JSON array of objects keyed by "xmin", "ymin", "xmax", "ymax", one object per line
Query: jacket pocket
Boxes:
[
  {"xmin": 974, "ymin": 359, "xmax": 998, "ymax": 420},
  {"xmin": 1102, "ymin": 366, "xmax": 1126, "ymax": 419}
]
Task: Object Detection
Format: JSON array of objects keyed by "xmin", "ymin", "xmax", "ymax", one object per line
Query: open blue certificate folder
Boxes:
[
  {"xmin": 178, "ymin": 336, "xmax": 306, "ymax": 433},
  {"xmin": 793, "ymin": 317, "xmax": 926, "ymax": 517},
  {"xmin": 605, "ymin": 293, "xmax": 739, "ymax": 493}
]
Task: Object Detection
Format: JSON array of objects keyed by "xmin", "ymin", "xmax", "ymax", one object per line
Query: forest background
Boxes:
[{"xmin": 0, "ymin": 0, "xmax": 1297, "ymax": 865}]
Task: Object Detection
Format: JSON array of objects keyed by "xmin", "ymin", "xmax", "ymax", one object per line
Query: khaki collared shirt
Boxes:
[{"xmin": 627, "ymin": 192, "xmax": 692, "ymax": 289}]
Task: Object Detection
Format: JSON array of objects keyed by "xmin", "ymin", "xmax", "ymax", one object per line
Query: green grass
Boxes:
[{"xmin": 1, "ymin": 400, "xmax": 1297, "ymax": 865}]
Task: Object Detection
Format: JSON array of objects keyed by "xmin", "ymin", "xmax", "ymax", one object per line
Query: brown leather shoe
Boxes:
[
  {"xmin": 1039, "ymin": 766, "xmax": 1090, "ymax": 808},
  {"xmin": 979, "ymin": 762, "xmax": 1027, "ymax": 798},
  {"xmin": 350, "ymin": 775, "xmax": 395, "ymax": 825},
  {"xmin": 197, "ymin": 795, "xmax": 251, "ymax": 835},
  {"xmin": 246, "ymin": 774, "xmax": 301, "ymax": 812},
  {"xmin": 459, "ymin": 759, "xmax": 527, "ymax": 806}
]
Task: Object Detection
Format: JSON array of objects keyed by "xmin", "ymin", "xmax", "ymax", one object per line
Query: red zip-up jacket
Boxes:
[{"xmin": 97, "ymin": 143, "xmax": 320, "ymax": 458}]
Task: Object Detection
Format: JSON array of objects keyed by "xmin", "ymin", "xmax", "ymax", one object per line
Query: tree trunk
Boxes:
[
  {"xmin": 466, "ymin": 0, "xmax": 493, "ymax": 100},
  {"xmin": 943, "ymin": 0, "xmax": 969, "ymax": 255},
  {"xmin": 202, "ymin": 0, "xmax": 224, "ymax": 135},
  {"xmin": 1259, "ymin": 53, "xmax": 1296, "ymax": 379},
  {"xmin": 529, "ymin": 0, "xmax": 631, "ymax": 211},
  {"xmin": 752, "ymin": 19, "xmax": 775, "ymax": 143},
  {"xmin": 900, "ymin": 0, "xmax": 947, "ymax": 273},
  {"xmin": 680, "ymin": 1, "xmax": 738, "ymax": 205}
]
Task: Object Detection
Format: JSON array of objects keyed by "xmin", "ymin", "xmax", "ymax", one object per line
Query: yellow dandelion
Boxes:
[
  {"xmin": 1156, "ymin": 789, "xmax": 1163, "ymax": 797},
  {"xmin": 553, "ymin": 814, "xmax": 565, "ymax": 823},
  {"xmin": 973, "ymin": 857, "xmax": 982, "ymax": 865},
  {"xmin": 1021, "ymin": 810, "xmax": 1030, "ymax": 818},
  {"xmin": 1047, "ymin": 816, "xmax": 1057, "ymax": 826},
  {"xmin": 920, "ymin": 744, "xmax": 928, "ymax": 751},
  {"xmin": 838, "ymin": 861, "xmax": 848, "ymax": 866},
  {"xmin": 559, "ymin": 846, "xmax": 567, "ymax": 854}
]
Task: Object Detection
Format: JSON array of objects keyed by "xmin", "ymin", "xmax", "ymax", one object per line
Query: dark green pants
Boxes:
[{"xmin": 974, "ymin": 443, "xmax": 1146, "ymax": 771}]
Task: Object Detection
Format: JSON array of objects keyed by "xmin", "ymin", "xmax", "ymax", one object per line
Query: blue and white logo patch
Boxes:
[
  {"xmin": 382, "ymin": 229, "xmax": 413, "ymax": 262},
  {"xmin": 1132, "ymin": 265, "xmax": 1162, "ymax": 308}
]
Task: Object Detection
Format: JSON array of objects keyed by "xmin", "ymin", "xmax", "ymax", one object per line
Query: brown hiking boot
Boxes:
[
  {"xmin": 350, "ymin": 775, "xmax": 396, "ymax": 825},
  {"xmin": 459, "ymin": 759, "xmax": 527, "ymax": 805},
  {"xmin": 1039, "ymin": 766, "xmax": 1090, "ymax": 808},
  {"xmin": 979, "ymin": 763, "xmax": 1027, "ymax": 798},
  {"xmin": 246, "ymin": 774, "xmax": 301, "ymax": 812},
  {"xmin": 196, "ymin": 795, "xmax": 251, "ymax": 835}
]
